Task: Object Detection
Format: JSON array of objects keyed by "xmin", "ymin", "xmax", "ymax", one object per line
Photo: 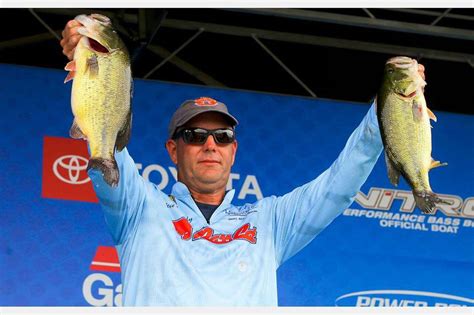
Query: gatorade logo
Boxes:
[{"xmin": 83, "ymin": 246, "xmax": 122, "ymax": 307}]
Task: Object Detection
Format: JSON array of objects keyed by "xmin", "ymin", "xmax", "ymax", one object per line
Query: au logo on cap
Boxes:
[{"xmin": 194, "ymin": 97, "xmax": 218, "ymax": 106}]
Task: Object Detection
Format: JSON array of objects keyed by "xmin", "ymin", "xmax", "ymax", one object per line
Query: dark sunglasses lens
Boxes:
[
  {"xmin": 183, "ymin": 129, "xmax": 208, "ymax": 144},
  {"xmin": 214, "ymin": 129, "xmax": 235, "ymax": 143}
]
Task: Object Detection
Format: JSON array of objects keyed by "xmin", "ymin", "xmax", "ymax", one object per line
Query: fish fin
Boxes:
[
  {"xmin": 430, "ymin": 158, "xmax": 448, "ymax": 170},
  {"xmin": 64, "ymin": 60, "xmax": 76, "ymax": 71},
  {"xmin": 86, "ymin": 55, "xmax": 99, "ymax": 78},
  {"xmin": 385, "ymin": 152, "xmax": 400, "ymax": 186},
  {"xmin": 88, "ymin": 157, "xmax": 119, "ymax": 187},
  {"xmin": 64, "ymin": 71, "xmax": 75, "ymax": 83},
  {"xmin": 69, "ymin": 119, "xmax": 86, "ymax": 139},
  {"xmin": 427, "ymin": 107, "xmax": 437, "ymax": 122},
  {"xmin": 115, "ymin": 110, "xmax": 132, "ymax": 152},
  {"xmin": 413, "ymin": 190, "xmax": 453, "ymax": 214},
  {"xmin": 412, "ymin": 99, "xmax": 423, "ymax": 121}
]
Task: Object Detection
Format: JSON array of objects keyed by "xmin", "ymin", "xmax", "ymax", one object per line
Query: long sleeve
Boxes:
[
  {"xmin": 270, "ymin": 104, "xmax": 383, "ymax": 266},
  {"xmin": 88, "ymin": 148, "xmax": 148, "ymax": 245}
]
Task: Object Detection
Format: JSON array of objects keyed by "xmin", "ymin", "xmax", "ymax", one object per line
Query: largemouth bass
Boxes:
[
  {"xmin": 377, "ymin": 56, "xmax": 450, "ymax": 214},
  {"xmin": 64, "ymin": 14, "xmax": 132, "ymax": 187}
]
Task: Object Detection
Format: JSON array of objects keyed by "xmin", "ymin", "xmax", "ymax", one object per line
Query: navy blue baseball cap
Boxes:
[{"xmin": 168, "ymin": 97, "xmax": 239, "ymax": 138}]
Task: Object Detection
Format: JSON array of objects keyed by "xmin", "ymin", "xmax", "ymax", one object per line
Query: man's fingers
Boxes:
[
  {"xmin": 60, "ymin": 19, "xmax": 84, "ymax": 60},
  {"xmin": 66, "ymin": 19, "xmax": 81, "ymax": 28},
  {"xmin": 63, "ymin": 47, "xmax": 75, "ymax": 61},
  {"xmin": 62, "ymin": 20, "xmax": 82, "ymax": 40},
  {"xmin": 418, "ymin": 64, "xmax": 426, "ymax": 81},
  {"xmin": 62, "ymin": 33, "xmax": 82, "ymax": 60},
  {"xmin": 68, "ymin": 51, "xmax": 75, "ymax": 61},
  {"xmin": 68, "ymin": 34, "xmax": 82, "ymax": 46}
]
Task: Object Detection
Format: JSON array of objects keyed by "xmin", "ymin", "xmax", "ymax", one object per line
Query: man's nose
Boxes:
[{"xmin": 202, "ymin": 134, "xmax": 217, "ymax": 151}]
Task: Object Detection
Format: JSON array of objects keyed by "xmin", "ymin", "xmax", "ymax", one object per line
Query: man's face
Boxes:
[{"xmin": 166, "ymin": 112, "xmax": 238, "ymax": 194}]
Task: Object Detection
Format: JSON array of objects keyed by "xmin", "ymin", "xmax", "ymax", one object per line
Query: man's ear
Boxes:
[
  {"xmin": 165, "ymin": 139, "xmax": 178, "ymax": 164},
  {"xmin": 231, "ymin": 140, "xmax": 238, "ymax": 166}
]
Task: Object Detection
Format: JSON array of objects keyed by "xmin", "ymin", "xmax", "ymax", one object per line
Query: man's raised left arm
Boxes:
[{"xmin": 267, "ymin": 103, "xmax": 383, "ymax": 266}]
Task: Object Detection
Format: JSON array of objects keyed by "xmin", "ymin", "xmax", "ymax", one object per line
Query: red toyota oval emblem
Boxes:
[{"xmin": 194, "ymin": 97, "xmax": 218, "ymax": 106}]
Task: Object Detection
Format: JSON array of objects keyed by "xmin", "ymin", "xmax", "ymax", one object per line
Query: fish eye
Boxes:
[{"xmin": 387, "ymin": 68, "xmax": 394, "ymax": 74}]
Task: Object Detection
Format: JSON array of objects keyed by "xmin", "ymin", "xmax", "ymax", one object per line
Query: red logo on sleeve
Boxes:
[
  {"xmin": 172, "ymin": 217, "xmax": 257, "ymax": 244},
  {"xmin": 42, "ymin": 136, "xmax": 98, "ymax": 203}
]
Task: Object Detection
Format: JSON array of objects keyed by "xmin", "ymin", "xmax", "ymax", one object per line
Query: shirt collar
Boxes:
[{"xmin": 171, "ymin": 181, "xmax": 235, "ymax": 211}]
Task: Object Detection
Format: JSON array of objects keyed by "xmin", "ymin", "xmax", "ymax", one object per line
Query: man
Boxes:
[{"xmin": 61, "ymin": 19, "xmax": 422, "ymax": 306}]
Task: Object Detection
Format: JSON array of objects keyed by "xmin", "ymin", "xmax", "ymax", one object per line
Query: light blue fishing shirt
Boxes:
[{"xmin": 88, "ymin": 105, "xmax": 383, "ymax": 306}]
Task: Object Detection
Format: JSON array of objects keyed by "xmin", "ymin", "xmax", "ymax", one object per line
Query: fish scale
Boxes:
[
  {"xmin": 73, "ymin": 52, "xmax": 130, "ymax": 156},
  {"xmin": 381, "ymin": 92, "xmax": 431, "ymax": 190}
]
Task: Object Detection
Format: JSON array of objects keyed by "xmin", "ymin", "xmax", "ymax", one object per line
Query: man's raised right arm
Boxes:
[
  {"xmin": 61, "ymin": 20, "xmax": 147, "ymax": 245},
  {"xmin": 88, "ymin": 149, "xmax": 147, "ymax": 245}
]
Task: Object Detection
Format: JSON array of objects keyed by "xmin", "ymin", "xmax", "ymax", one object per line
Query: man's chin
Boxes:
[{"xmin": 195, "ymin": 171, "xmax": 226, "ymax": 185}]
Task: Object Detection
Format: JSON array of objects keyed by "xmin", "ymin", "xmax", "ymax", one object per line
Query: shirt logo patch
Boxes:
[
  {"xmin": 172, "ymin": 217, "xmax": 257, "ymax": 244},
  {"xmin": 224, "ymin": 204, "xmax": 258, "ymax": 217}
]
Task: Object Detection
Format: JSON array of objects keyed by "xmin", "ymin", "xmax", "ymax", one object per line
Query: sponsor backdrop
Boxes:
[{"xmin": 1, "ymin": 64, "xmax": 473, "ymax": 307}]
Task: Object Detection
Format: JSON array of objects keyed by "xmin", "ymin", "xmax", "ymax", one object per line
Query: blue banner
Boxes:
[{"xmin": 1, "ymin": 64, "xmax": 472, "ymax": 306}]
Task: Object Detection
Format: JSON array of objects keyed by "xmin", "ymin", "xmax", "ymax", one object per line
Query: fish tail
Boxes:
[
  {"xmin": 413, "ymin": 190, "xmax": 453, "ymax": 214},
  {"xmin": 88, "ymin": 157, "xmax": 119, "ymax": 187}
]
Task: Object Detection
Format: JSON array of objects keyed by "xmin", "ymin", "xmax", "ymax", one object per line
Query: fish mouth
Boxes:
[
  {"xmin": 396, "ymin": 90, "xmax": 417, "ymax": 99},
  {"xmin": 87, "ymin": 37, "xmax": 109, "ymax": 53},
  {"xmin": 75, "ymin": 14, "xmax": 114, "ymax": 54}
]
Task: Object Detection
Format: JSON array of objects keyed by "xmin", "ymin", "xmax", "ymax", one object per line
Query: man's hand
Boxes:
[{"xmin": 60, "ymin": 20, "xmax": 83, "ymax": 61}]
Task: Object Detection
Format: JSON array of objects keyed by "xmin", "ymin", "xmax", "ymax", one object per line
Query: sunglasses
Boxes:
[{"xmin": 174, "ymin": 128, "xmax": 236, "ymax": 144}]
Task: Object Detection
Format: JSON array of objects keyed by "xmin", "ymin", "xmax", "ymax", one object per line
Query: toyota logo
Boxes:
[{"xmin": 53, "ymin": 155, "xmax": 90, "ymax": 185}]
